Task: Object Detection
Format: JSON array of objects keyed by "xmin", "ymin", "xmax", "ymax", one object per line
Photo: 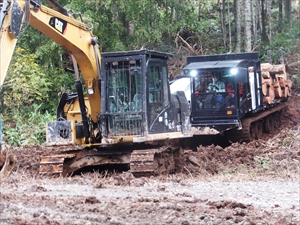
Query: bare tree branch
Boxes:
[
  {"xmin": 176, "ymin": 35, "xmax": 197, "ymax": 55},
  {"xmin": 288, "ymin": 61, "xmax": 300, "ymax": 67}
]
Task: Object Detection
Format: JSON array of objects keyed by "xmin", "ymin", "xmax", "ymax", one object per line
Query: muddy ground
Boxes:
[{"xmin": 0, "ymin": 94, "xmax": 300, "ymax": 225}]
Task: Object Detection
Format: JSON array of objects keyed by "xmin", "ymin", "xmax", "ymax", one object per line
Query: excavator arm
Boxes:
[{"xmin": 0, "ymin": 0, "xmax": 101, "ymax": 122}]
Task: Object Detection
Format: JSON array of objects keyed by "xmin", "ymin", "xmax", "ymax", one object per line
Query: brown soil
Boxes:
[{"xmin": 0, "ymin": 95, "xmax": 300, "ymax": 225}]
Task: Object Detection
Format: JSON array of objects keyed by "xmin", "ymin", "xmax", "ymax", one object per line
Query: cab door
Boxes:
[{"xmin": 147, "ymin": 60, "xmax": 170, "ymax": 133}]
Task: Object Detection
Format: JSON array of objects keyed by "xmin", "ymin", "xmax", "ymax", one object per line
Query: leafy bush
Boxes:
[
  {"xmin": 259, "ymin": 20, "xmax": 300, "ymax": 63},
  {"xmin": 1, "ymin": 48, "xmax": 51, "ymax": 112},
  {"xmin": 2, "ymin": 104, "xmax": 55, "ymax": 146}
]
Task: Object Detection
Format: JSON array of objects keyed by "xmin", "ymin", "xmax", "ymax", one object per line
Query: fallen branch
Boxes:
[
  {"xmin": 288, "ymin": 61, "xmax": 300, "ymax": 67},
  {"xmin": 176, "ymin": 34, "xmax": 197, "ymax": 55},
  {"xmin": 176, "ymin": 45, "xmax": 182, "ymax": 55},
  {"xmin": 252, "ymin": 45, "xmax": 260, "ymax": 52}
]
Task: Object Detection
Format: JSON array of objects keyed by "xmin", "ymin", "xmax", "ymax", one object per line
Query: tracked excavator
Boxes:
[
  {"xmin": 171, "ymin": 52, "xmax": 292, "ymax": 143},
  {"xmin": 0, "ymin": 0, "xmax": 192, "ymax": 177}
]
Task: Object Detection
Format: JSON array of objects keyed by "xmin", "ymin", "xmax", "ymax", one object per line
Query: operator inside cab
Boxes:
[{"xmin": 206, "ymin": 74, "xmax": 225, "ymax": 92}]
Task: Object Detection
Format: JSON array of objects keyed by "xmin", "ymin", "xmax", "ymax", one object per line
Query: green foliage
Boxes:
[
  {"xmin": 282, "ymin": 136, "xmax": 294, "ymax": 147},
  {"xmin": 291, "ymin": 74, "xmax": 300, "ymax": 88},
  {"xmin": 17, "ymin": 26, "xmax": 47, "ymax": 51},
  {"xmin": 282, "ymin": 131, "xmax": 297, "ymax": 147},
  {"xmin": 0, "ymin": 46, "xmax": 76, "ymax": 114},
  {"xmin": 259, "ymin": 20, "xmax": 300, "ymax": 63},
  {"xmin": 254, "ymin": 156, "xmax": 270, "ymax": 170},
  {"xmin": 2, "ymin": 104, "xmax": 55, "ymax": 146},
  {"xmin": 1, "ymin": 48, "xmax": 52, "ymax": 112},
  {"xmin": 66, "ymin": 0, "xmax": 202, "ymax": 51}
]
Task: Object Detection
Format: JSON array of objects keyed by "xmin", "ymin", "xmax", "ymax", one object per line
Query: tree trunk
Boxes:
[
  {"xmin": 219, "ymin": 0, "xmax": 227, "ymax": 49},
  {"xmin": 233, "ymin": 0, "xmax": 237, "ymax": 42},
  {"xmin": 128, "ymin": 21, "xmax": 135, "ymax": 37},
  {"xmin": 284, "ymin": 0, "xmax": 292, "ymax": 26},
  {"xmin": 267, "ymin": 0, "xmax": 272, "ymax": 43},
  {"xmin": 252, "ymin": 0, "xmax": 257, "ymax": 46},
  {"xmin": 235, "ymin": 0, "xmax": 241, "ymax": 52},
  {"xmin": 170, "ymin": 6, "xmax": 175, "ymax": 24},
  {"xmin": 198, "ymin": 1, "xmax": 201, "ymax": 21},
  {"xmin": 244, "ymin": 0, "xmax": 252, "ymax": 51},
  {"xmin": 256, "ymin": 0, "xmax": 263, "ymax": 38},
  {"xmin": 261, "ymin": 0, "xmax": 269, "ymax": 43},
  {"xmin": 278, "ymin": 0, "xmax": 282, "ymax": 32},
  {"xmin": 227, "ymin": 0, "xmax": 232, "ymax": 52}
]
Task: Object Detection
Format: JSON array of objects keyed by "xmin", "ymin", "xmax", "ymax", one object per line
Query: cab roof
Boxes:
[
  {"xmin": 184, "ymin": 60, "xmax": 246, "ymax": 70},
  {"xmin": 185, "ymin": 52, "xmax": 260, "ymax": 70},
  {"xmin": 187, "ymin": 52, "xmax": 259, "ymax": 64},
  {"xmin": 101, "ymin": 49, "xmax": 173, "ymax": 60}
]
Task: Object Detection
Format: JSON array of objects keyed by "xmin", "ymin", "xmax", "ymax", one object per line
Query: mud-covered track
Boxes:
[
  {"xmin": 226, "ymin": 102, "xmax": 288, "ymax": 143},
  {"xmin": 130, "ymin": 147, "xmax": 179, "ymax": 177}
]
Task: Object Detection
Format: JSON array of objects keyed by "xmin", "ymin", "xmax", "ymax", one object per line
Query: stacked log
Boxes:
[
  {"xmin": 261, "ymin": 78, "xmax": 275, "ymax": 104},
  {"xmin": 274, "ymin": 81, "xmax": 282, "ymax": 98},
  {"xmin": 256, "ymin": 63, "xmax": 292, "ymax": 105}
]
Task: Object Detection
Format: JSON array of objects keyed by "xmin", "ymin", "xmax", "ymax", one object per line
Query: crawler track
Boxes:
[
  {"xmin": 39, "ymin": 154, "xmax": 75, "ymax": 176},
  {"xmin": 130, "ymin": 146, "xmax": 178, "ymax": 177},
  {"xmin": 39, "ymin": 147, "xmax": 132, "ymax": 176},
  {"xmin": 226, "ymin": 103, "xmax": 288, "ymax": 143},
  {"xmin": 39, "ymin": 145, "xmax": 180, "ymax": 177}
]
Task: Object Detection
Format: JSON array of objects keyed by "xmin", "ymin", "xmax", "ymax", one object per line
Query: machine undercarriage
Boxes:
[{"xmin": 39, "ymin": 141, "xmax": 183, "ymax": 177}]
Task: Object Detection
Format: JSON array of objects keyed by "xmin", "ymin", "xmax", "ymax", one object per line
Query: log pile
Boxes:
[
  {"xmin": 260, "ymin": 63, "xmax": 292, "ymax": 104},
  {"xmin": 249, "ymin": 63, "xmax": 292, "ymax": 105}
]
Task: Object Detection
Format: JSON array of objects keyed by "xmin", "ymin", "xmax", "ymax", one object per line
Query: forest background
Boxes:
[{"xmin": 0, "ymin": 0, "xmax": 299, "ymax": 145}]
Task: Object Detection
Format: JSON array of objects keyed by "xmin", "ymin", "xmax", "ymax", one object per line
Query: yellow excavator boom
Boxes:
[{"xmin": 0, "ymin": 0, "xmax": 101, "ymax": 121}]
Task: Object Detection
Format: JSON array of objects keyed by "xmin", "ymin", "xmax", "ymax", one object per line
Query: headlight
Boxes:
[
  {"xmin": 190, "ymin": 70, "xmax": 197, "ymax": 77},
  {"xmin": 230, "ymin": 68, "xmax": 238, "ymax": 75}
]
